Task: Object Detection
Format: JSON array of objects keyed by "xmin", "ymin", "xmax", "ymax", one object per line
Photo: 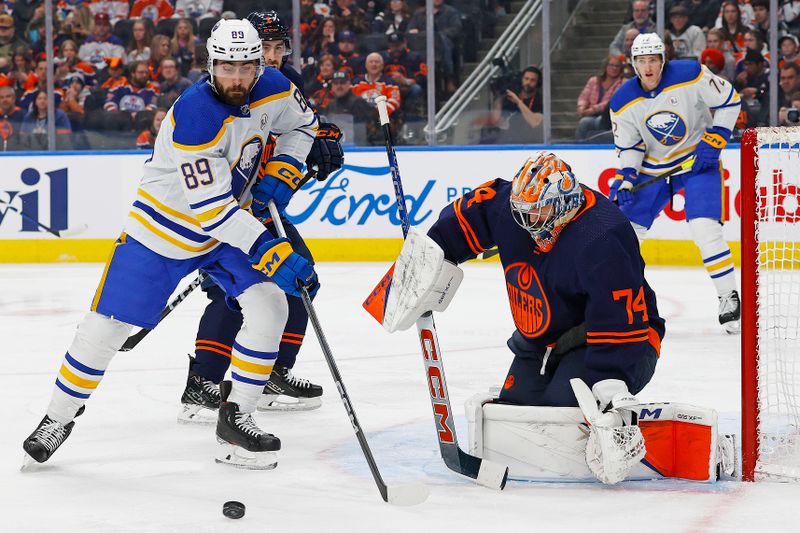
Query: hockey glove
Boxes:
[
  {"xmin": 692, "ymin": 126, "xmax": 730, "ymax": 173},
  {"xmin": 250, "ymin": 235, "xmax": 319, "ymax": 298},
  {"xmin": 307, "ymin": 122, "xmax": 344, "ymax": 181},
  {"xmin": 608, "ymin": 167, "xmax": 637, "ymax": 207},
  {"xmin": 251, "ymin": 156, "xmax": 304, "ymax": 217}
]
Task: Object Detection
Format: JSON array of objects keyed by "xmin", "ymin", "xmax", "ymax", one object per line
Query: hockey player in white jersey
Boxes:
[
  {"xmin": 609, "ymin": 33, "xmax": 742, "ymax": 334},
  {"xmin": 22, "ymin": 19, "xmax": 317, "ymax": 470}
]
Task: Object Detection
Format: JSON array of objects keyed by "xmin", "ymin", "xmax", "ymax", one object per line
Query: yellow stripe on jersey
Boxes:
[
  {"xmin": 91, "ymin": 232, "xmax": 126, "ymax": 311},
  {"xmin": 129, "ymin": 211, "xmax": 218, "ymax": 253},
  {"xmin": 643, "ymin": 143, "xmax": 697, "ymax": 163},
  {"xmin": 59, "ymin": 364, "xmax": 101, "ymax": 390},
  {"xmin": 661, "ymin": 68, "xmax": 704, "ymax": 94},
  {"xmin": 173, "ymin": 115, "xmax": 236, "ymax": 151},
  {"xmin": 250, "ymin": 89, "xmax": 292, "ymax": 109},
  {"xmin": 196, "ymin": 200, "xmax": 235, "ymax": 223},
  {"xmin": 231, "ymin": 356, "xmax": 274, "ymax": 375},
  {"xmin": 612, "ymin": 96, "xmax": 646, "ymax": 116},
  {"xmin": 137, "ymin": 188, "xmax": 201, "ymax": 227}
]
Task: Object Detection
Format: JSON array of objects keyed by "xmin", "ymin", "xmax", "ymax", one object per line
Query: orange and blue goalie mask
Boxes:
[{"xmin": 509, "ymin": 152, "xmax": 584, "ymax": 245}]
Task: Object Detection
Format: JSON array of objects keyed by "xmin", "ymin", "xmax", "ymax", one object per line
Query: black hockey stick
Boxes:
[
  {"xmin": 612, "ymin": 157, "xmax": 696, "ymax": 203},
  {"xmin": 118, "ymin": 170, "xmax": 318, "ymax": 352},
  {"xmin": 267, "ymin": 200, "xmax": 428, "ymax": 506},
  {"xmin": 375, "ymin": 95, "xmax": 509, "ymax": 490},
  {"xmin": 0, "ymin": 196, "xmax": 88, "ymax": 237}
]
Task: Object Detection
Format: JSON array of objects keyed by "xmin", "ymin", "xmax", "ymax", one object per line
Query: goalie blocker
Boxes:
[{"xmin": 465, "ymin": 387, "xmax": 736, "ymax": 484}]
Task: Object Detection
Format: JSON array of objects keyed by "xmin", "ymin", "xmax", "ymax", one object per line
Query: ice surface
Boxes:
[{"xmin": 2, "ymin": 263, "xmax": 799, "ymax": 532}]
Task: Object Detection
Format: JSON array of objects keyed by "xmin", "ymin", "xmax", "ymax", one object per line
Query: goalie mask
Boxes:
[{"xmin": 510, "ymin": 152, "xmax": 584, "ymax": 251}]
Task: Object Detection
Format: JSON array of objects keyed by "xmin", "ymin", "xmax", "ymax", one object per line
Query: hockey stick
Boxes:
[
  {"xmin": 118, "ymin": 170, "xmax": 318, "ymax": 352},
  {"xmin": 614, "ymin": 156, "xmax": 696, "ymax": 200},
  {"xmin": 267, "ymin": 200, "xmax": 429, "ymax": 506},
  {"xmin": 375, "ymin": 95, "xmax": 509, "ymax": 490},
  {"xmin": 0, "ymin": 196, "xmax": 88, "ymax": 237}
]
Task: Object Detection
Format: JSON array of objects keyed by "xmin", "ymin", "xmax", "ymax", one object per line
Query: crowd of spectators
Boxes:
[
  {"xmin": 0, "ymin": 0, "xmax": 503, "ymax": 150},
  {"xmin": 575, "ymin": 0, "xmax": 800, "ymax": 142}
]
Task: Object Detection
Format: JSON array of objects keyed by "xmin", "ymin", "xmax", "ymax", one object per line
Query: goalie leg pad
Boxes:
[{"xmin": 363, "ymin": 228, "xmax": 463, "ymax": 332}]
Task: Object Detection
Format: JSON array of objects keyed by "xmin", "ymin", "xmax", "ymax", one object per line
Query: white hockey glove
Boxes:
[{"xmin": 570, "ymin": 378, "xmax": 646, "ymax": 485}]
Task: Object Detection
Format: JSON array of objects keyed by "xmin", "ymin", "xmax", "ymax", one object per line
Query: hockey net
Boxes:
[{"xmin": 741, "ymin": 127, "xmax": 800, "ymax": 482}]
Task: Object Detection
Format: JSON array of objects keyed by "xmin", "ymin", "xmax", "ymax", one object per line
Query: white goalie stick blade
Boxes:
[
  {"xmin": 570, "ymin": 378, "xmax": 600, "ymax": 423},
  {"xmin": 477, "ymin": 457, "xmax": 510, "ymax": 489},
  {"xmin": 56, "ymin": 224, "xmax": 89, "ymax": 238},
  {"xmin": 385, "ymin": 483, "xmax": 430, "ymax": 506}
]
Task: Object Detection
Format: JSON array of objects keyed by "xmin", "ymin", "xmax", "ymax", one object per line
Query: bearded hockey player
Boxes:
[
  {"xmin": 178, "ymin": 10, "xmax": 344, "ymax": 424},
  {"xmin": 608, "ymin": 33, "xmax": 742, "ymax": 334},
  {"xmin": 23, "ymin": 19, "xmax": 317, "ymax": 470}
]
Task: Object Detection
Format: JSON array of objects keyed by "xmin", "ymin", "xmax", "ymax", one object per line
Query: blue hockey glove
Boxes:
[
  {"xmin": 251, "ymin": 156, "xmax": 304, "ymax": 217},
  {"xmin": 306, "ymin": 122, "xmax": 344, "ymax": 181},
  {"xmin": 692, "ymin": 126, "xmax": 730, "ymax": 173},
  {"xmin": 250, "ymin": 235, "xmax": 319, "ymax": 298},
  {"xmin": 608, "ymin": 168, "xmax": 637, "ymax": 206}
]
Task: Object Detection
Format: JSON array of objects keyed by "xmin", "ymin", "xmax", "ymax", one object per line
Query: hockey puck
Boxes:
[{"xmin": 222, "ymin": 501, "xmax": 245, "ymax": 519}]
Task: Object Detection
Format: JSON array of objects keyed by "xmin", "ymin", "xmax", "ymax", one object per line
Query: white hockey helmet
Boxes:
[
  {"xmin": 630, "ymin": 33, "xmax": 665, "ymax": 77},
  {"xmin": 206, "ymin": 19, "xmax": 264, "ymax": 87}
]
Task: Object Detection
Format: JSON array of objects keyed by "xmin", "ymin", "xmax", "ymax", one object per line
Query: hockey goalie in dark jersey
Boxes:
[{"xmin": 366, "ymin": 152, "xmax": 734, "ymax": 484}]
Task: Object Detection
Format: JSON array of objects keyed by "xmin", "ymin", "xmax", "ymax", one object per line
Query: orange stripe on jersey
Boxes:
[
  {"xmin": 195, "ymin": 345, "xmax": 232, "ymax": 358},
  {"xmin": 453, "ymin": 198, "xmax": 483, "ymax": 255},
  {"xmin": 648, "ymin": 327, "xmax": 662, "ymax": 356},
  {"xmin": 281, "ymin": 338, "xmax": 303, "ymax": 345},
  {"xmin": 282, "ymin": 332, "xmax": 304, "ymax": 339},
  {"xmin": 587, "ymin": 328, "xmax": 650, "ymax": 337},
  {"xmin": 196, "ymin": 339, "xmax": 233, "ymax": 352},
  {"xmin": 587, "ymin": 335, "xmax": 649, "ymax": 344}
]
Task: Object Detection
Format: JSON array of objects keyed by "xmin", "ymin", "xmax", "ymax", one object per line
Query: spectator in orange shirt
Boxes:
[
  {"xmin": 147, "ymin": 34, "xmax": 171, "ymax": 82},
  {"xmin": 130, "ymin": 0, "xmax": 175, "ymax": 25},
  {"xmin": 101, "ymin": 57, "xmax": 127, "ymax": 90},
  {"xmin": 352, "ymin": 52, "xmax": 401, "ymax": 114},
  {"xmin": 136, "ymin": 106, "xmax": 167, "ymax": 149},
  {"xmin": 779, "ymin": 34, "xmax": 800, "ymax": 69}
]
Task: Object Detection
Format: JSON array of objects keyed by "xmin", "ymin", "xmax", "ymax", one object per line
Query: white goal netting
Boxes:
[{"xmin": 749, "ymin": 127, "xmax": 800, "ymax": 481}]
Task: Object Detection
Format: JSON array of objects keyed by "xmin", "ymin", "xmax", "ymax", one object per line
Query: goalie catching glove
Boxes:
[
  {"xmin": 307, "ymin": 122, "xmax": 344, "ymax": 181},
  {"xmin": 249, "ymin": 233, "xmax": 319, "ymax": 298},
  {"xmin": 570, "ymin": 378, "xmax": 646, "ymax": 485},
  {"xmin": 251, "ymin": 155, "xmax": 305, "ymax": 216},
  {"xmin": 363, "ymin": 228, "xmax": 463, "ymax": 332}
]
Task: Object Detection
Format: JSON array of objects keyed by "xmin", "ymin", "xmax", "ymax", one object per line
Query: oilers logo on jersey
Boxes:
[
  {"xmin": 505, "ymin": 262, "xmax": 550, "ymax": 337},
  {"xmin": 645, "ymin": 111, "xmax": 687, "ymax": 146}
]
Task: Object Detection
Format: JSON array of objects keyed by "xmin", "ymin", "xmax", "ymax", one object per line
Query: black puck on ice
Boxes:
[{"xmin": 222, "ymin": 501, "xmax": 245, "ymax": 519}]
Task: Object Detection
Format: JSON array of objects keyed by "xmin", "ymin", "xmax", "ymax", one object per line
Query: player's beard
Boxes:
[{"xmin": 214, "ymin": 80, "xmax": 252, "ymax": 106}]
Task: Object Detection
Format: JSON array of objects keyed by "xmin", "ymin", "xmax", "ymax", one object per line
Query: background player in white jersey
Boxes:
[
  {"xmin": 22, "ymin": 19, "xmax": 317, "ymax": 470},
  {"xmin": 609, "ymin": 33, "xmax": 742, "ymax": 334}
]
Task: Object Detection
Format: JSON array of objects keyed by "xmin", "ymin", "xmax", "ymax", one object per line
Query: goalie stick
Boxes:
[
  {"xmin": 119, "ymin": 170, "xmax": 318, "ymax": 352},
  {"xmin": 0, "ymin": 196, "xmax": 88, "ymax": 237},
  {"xmin": 375, "ymin": 95, "xmax": 509, "ymax": 490},
  {"xmin": 267, "ymin": 200, "xmax": 429, "ymax": 506}
]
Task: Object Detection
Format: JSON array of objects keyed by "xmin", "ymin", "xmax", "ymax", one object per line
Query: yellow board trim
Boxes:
[
  {"xmin": 137, "ymin": 188, "xmax": 201, "ymax": 227},
  {"xmin": 129, "ymin": 211, "xmax": 218, "ymax": 253},
  {"xmin": 0, "ymin": 238, "xmax": 751, "ymax": 267},
  {"xmin": 231, "ymin": 356, "xmax": 274, "ymax": 376},
  {"xmin": 59, "ymin": 364, "xmax": 100, "ymax": 390}
]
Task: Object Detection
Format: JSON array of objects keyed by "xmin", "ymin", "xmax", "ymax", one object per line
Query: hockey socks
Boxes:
[
  {"xmin": 48, "ymin": 312, "xmax": 132, "ymax": 425},
  {"xmin": 193, "ymin": 286, "xmax": 241, "ymax": 383},
  {"xmin": 688, "ymin": 218, "xmax": 737, "ymax": 295},
  {"xmin": 276, "ymin": 294, "xmax": 309, "ymax": 369}
]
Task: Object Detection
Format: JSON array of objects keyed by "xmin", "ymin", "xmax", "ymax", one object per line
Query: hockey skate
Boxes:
[
  {"xmin": 257, "ymin": 364, "xmax": 322, "ymax": 411},
  {"xmin": 22, "ymin": 415, "xmax": 75, "ymax": 466},
  {"xmin": 215, "ymin": 401, "xmax": 280, "ymax": 470},
  {"xmin": 178, "ymin": 370, "xmax": 221, "ymax": 425},
  {"xmin": 718, "ymin": 290, "xmax": 741, "ymax": 335}
]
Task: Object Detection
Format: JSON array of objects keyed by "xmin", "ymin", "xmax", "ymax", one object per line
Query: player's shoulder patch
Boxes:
[
  {"xmin": 660, "ymin": 60, "xmax": 702, "ymax": 91},
  {"xmin": 610, "ymin": 77, "xmax": 645, "ymax": 114},
  {"xmin": 250, "ymin": 68, "xmax": 293, "ymax": 108},
  {"xmin": 172, "ymin": 80, "xmax": 234, "ymax": 150}
]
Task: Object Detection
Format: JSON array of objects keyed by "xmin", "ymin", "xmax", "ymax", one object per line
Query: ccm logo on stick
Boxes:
[{"xmin": 419, "ymin": 328, "xmax": 454, "ymax": 444}]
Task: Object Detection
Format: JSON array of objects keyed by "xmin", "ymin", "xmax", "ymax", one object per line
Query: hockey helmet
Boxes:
[
  {"xmin": 246, "ymin": 10, "xmax": 292, "ymax": 55},
  {"xmin": 630, "ymin": 33, "xmax": 665, "ymax": 77},
  {"xmin": 206, "ymin": 19, "xmax": 264, "ymax": 92},
  {"xmin": 509, "ymin": 152, "xmax": 584, "ymax": 246}
]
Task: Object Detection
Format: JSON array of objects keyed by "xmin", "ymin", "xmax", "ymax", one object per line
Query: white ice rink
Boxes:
[{"xmin": 3, "ymin": 262, "xmax": 800, "ymax": 532}]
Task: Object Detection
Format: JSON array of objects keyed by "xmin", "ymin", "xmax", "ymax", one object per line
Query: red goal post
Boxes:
[{"xmin": 741, "ymin": 127, "xmax": 800, "ymax": 482}]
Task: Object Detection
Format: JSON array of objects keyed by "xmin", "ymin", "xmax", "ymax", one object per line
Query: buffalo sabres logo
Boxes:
[
  {"xmin": 504, "ymin": 262, "xmax": 551, "ymax": 338},
  {"xmin": 645, "ymin": 111, "xmax": 687, "ymax": 146},
  {"xmin": 231, "ymin": 137, "xmax": 263, "ymax": 197}
]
